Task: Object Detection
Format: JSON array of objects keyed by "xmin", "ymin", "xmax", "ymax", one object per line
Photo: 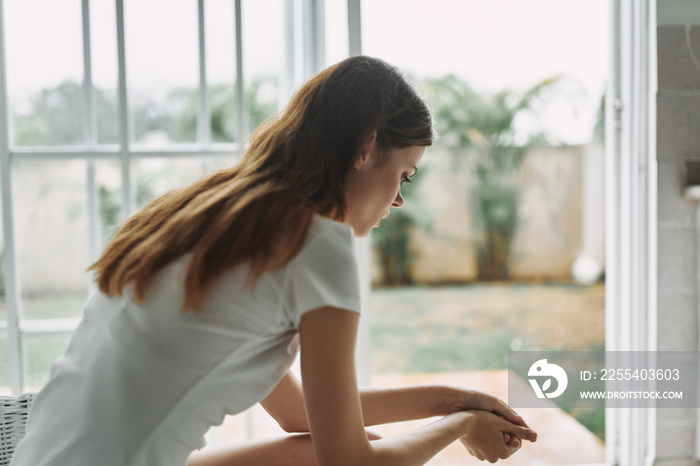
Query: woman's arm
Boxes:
[
  {"xmin": 260, "ymin": 371, "xmax": 309, "ymax": 433},
  {"xmin": 298, "ymin": 306, "xmax": 536, "ymax": 466},
  {"xmin": 262, "ymin": 355, "xmax": 528, "ymax": 434},
  {"xmin": 359, "ymin": 384, "xmax": 527, "ymax": 428}
]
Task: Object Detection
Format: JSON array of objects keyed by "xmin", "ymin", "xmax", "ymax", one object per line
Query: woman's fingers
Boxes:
[
  {"xmin": 504, "ymin": 433, "xmax": 521, "ymax": 449},
  {"xmin": 492, "ymin": 399, "xmax": 530, "ymax": 428},
  {"xmin": 501, "ymin": 420, "xmax": 538, "ymax": 443},
  {"xmin": 460, "ymin": 410, "xmax": 532, "ymax": 463}
]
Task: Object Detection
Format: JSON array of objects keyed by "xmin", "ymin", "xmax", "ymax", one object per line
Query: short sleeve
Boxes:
[{"xmin": 284, "ymin": 218, "xmax": 361, "ymax": 326}]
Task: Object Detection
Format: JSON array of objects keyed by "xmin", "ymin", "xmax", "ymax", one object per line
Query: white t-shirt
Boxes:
[{"xmin": 11, "ymin": 216, "xmax": 361, "ymax": 466}]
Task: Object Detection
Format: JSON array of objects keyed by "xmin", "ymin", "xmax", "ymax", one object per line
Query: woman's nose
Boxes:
[{"xmin": 392, "ymin": 190, "xmax": 404, "ymax": 208}]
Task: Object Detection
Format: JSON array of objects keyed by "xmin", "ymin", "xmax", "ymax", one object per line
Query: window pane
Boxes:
[
  {"xmin": 14, "ymin": 159, "xmax": 90, "ymax": 320},
  {"xmin": 90, "ymin": 0, "xmax": 120, "ymax": 145},
  {"xmin": 325, "ymin": 0, "xmax": 349, "ymax": 66},
  {"xmin": 363, "ymin": 0, "xmax": 608, "ymax": 461},
  {"xmin": 205, "ymin": 1, "xmax": 237, "ymax": 143},
  {"xmin": 23, "ymin": 335, "xmax": 71, "ymax": 390},
  {"xmin": 133, "ymin": 156, "xmax": 239, "ymax": 209},
  {"xmin": 94, "ymin": 160, "xmax": 124, "ymax": 251},
  {"xmin": 242, "ymin": 0, "xmax": 284, "ymax": 135},
  {"xmin": 125, "ymin": 0, "xmax": 199, "ymax": 145},
  {"xmin": 5, "ymin": 0, "xmax": 84, "ymax": 146}
]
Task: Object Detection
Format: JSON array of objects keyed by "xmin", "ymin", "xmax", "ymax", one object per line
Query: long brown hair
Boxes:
[{"xmin": 90, "ymin": 56, "xmax": 434, "ymax": 311}]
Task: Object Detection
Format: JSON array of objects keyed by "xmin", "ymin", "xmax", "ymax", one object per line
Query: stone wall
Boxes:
[
  {"xmin": 373, "ymin": 144, "xmax": 604, "ymax": 285},
  {"xmin": 655, "ymin": 1, "xmax": 700, "ymax": 463}
]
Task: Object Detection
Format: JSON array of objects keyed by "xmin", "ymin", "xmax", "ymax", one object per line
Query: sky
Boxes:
[
  {"xmin": 360, "ymin": 0, "xmax": 609, "ymax": 143},
  {"xmin": 361, "ymin": 0, "xmax": 608, "ymax": 96},
  {"xmin": 3, "ymin": 0, "xmax": 608, "ymax": 142}
]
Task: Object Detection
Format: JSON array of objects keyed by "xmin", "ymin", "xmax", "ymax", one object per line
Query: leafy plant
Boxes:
[
  {"xmin": 372, "ymin": 210, "xmax": 416, "ymax": 286},
  {"xmin": 422, "ymin": 75, "xmax": 563, "ymax": 281},
  {"xmin": 371, "ymin": 168, "xmax": 431, "ymax": 286}
]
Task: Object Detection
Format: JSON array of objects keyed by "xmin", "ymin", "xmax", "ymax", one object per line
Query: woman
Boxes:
[{"xmin": 12, "ymin": 56, "xmax": 536, "ymax": 466}]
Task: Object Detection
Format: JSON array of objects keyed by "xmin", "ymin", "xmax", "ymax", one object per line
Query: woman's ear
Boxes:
[{"xmin": 354, "ymin": 131, "xmax": 378, "ymax": 169}]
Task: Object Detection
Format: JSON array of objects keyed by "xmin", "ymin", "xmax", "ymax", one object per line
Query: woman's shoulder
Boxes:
[
  {"xmin": 282, "ymin": 215, "xmax": 361, "ymax": 319},
  {"xmin": 310, "ymin": 214, "xmax": 354, "ymax": 240},
  {"xmin": 282, "ymin": 215, "xmax": 357, "ymax": 272},
  {"xmin": 302, "ymin": 215, "xmax": 355, "ymax": 256}
]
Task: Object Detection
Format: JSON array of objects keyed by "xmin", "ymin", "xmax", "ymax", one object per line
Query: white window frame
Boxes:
[
  {"xmin": 0, "ymin": 0, "xmax": 667, "ymax": 461},
  {"xmin": 605, "ymin": 0, "xmax": 656, "ymax": 464},
  {"xmin": 0, "ymin": 0, "xmax": 348, "ymax": 396}
]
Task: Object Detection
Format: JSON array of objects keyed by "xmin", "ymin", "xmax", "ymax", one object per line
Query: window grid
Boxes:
[
  {"xmin": 0, "ymin": 0, "xmax": 21, "ymax": 396},
  {"xmin": 0, "ymin": 0, "xmax": 657, "ymax": 457},
  {"xmin": 0, "ymin": 0, "xmax": 256, "ymax": 395},
  {"xmin": 0, "ymin": 0, "xmax": 362, "ymax": 401}
]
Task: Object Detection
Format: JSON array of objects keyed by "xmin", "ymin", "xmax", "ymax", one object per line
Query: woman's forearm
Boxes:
[
  {"xmin": 364, "ymin": 410, "xmax": 472, "ymax": 466},
  {"xmin": 263, "ymin": 372, "xmax": 525, "ymax": 440},
  {"xmin": 364, "ymin": 409, "xmax": 536, "ymax": 466},
  {"xmin": 262, "ymin": 373, "xmax": 461, "ymax": 433},
  {"xmin": 359, "ymin": 385, "xmax": 458, "ymax": 426},
  {"xmin": 360, "ymin": 384, "xmax": 529, "ymax": 432}
]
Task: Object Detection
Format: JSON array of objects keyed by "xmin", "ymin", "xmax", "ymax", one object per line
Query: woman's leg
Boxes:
[{"xmin": 187, "ymin": 434, "xmax": 317, "ymax": 466}]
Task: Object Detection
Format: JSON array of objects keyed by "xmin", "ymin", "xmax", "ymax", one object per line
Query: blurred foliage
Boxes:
[
  {"xmin": 594, "ymin": 94, "xmax": 606, "ymax": 144},
  {"xmin": 422, "ymin": 75, "xmax": 564, "ymax": 281},
  {"xmin": 371, "ymin": 168, "xmax": 433, "ymax": 286},
  {"xmin": 575, "ymin": 407, "xmax": 605, "ymax": 440},
  {"xmin": 13, "ymin": 81, "xmax": 85, "ymax": 146},
  {"xmin": 372, "ymin": 74, "xmax": 578, "ymax": 285},
  {"xmin": 11, "ymin": 77, "xmax": 279, "ymax": 147},
  {"xmin": 171, "ymin": 77, "xmax": 279, "ymax": 143},
  {"xmin": 98, "ymin": 186, "xmax": 121, "ymax": 247},
  {"xmin": 372, "ymin": 211, "xmax": 415, "ymax": 286},
  {"xmin": 8, "ymin": 77, "xmax": 280, "ymax": 255}
]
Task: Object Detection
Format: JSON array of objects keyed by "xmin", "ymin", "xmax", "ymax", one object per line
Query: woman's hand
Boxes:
[
  {"xmin": 458, "ymin": 409, "xmax": 537, "ymax": 463},
  {"xmin": 445, "ymin": 389, "xmax": 530, "ymax": 430}
]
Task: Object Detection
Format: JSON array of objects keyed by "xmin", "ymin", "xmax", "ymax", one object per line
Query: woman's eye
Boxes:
[{"xmin": 401, "ymin": 175, "xmax": 412, "ymax": 184}]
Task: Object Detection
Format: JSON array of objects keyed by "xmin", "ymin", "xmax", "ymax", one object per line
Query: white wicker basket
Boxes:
[{"xmin": 0, "ymin": 394, "xmax": 36, "ymax": 465}]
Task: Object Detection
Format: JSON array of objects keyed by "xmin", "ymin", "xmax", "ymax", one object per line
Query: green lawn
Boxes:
[
  {"xmin": 369, "ymin": 282, "xmax": 605, "ymax": 374},
  {"xmin": 369, "ymin": 282, "xmax": 606, "ymax": 440}
]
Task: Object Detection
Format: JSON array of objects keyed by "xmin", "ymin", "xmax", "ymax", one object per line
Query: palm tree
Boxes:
[{"xmin": 423, "ymin": 74, "xmax": 562, "ymax": 281}]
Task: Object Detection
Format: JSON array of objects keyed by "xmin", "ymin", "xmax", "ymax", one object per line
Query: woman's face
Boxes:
[{"xmin": 343, "ymin": 142, "xmax": 425, "ymax": 237}]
